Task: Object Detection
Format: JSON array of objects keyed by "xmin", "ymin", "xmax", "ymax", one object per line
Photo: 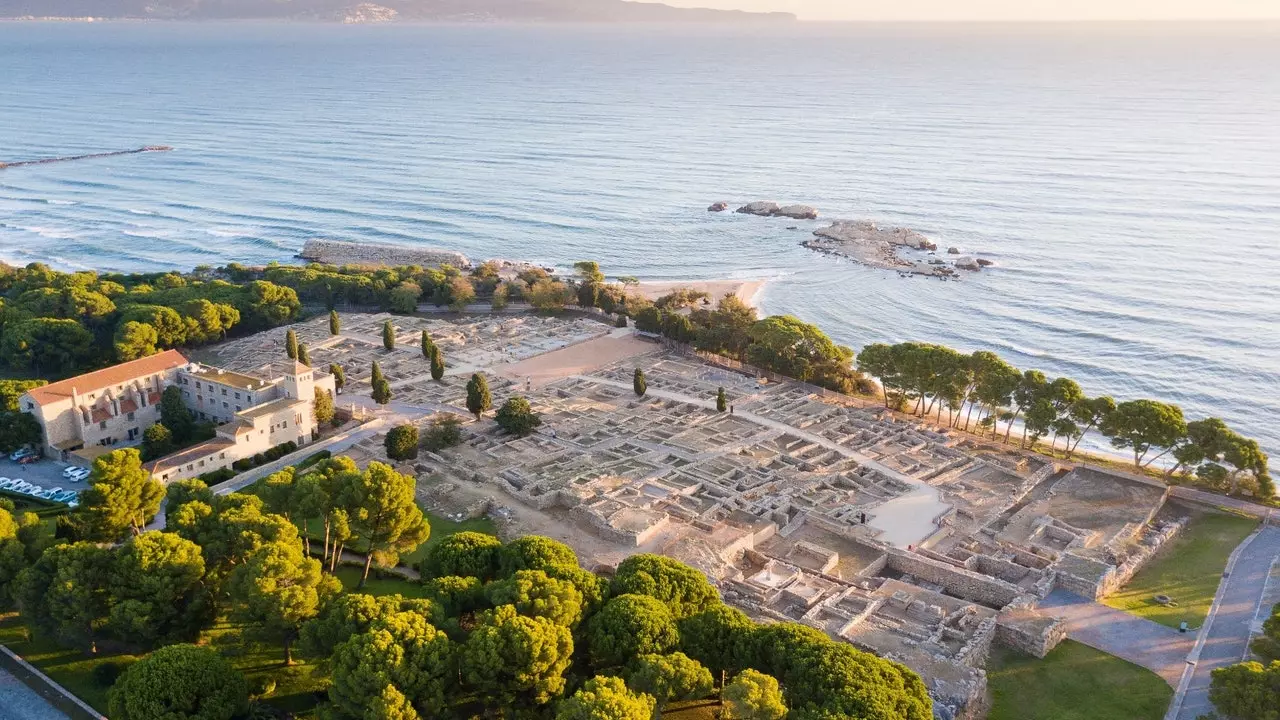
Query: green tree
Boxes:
[
  {"xmin": 108, "ymin": 531, "xmax": 208, "ymax": 647},
  {"xmin": 389, "ymin": 282, "xmax": 422, "ymax": 314},
  {"xmin": 1101, "ymin": 399, "xmax": 1189, "ymax": 469},
  {"xmin": 108, "ymin": 644, "xmax": 248, "ymax": 720},
  {"xmin": 1208, "ymin": 659, "xmax": 1280, "ymax": 720},
  {"xmin": 447, "ymin": 276, "xmax": 476, "ymax": 311},
  {"xmin": 466, "ymin": 373, "xmax": 492, "ymax": 420},
  {"xmin": 487, "ymin": 569, "xmax": 585, "ymax": 628},
  {"xmin": 423, "ymin": 575, "xmax": 488, "ymax": 618},
  {"xmin": 16, "ymin": 541, "xmax": 113, "ymax": 649},
  {"xmin": 346, "ymin": 462, "xmax": 430, "ymax": 588},
  {"xmin": 0, "ymin": 410, "xmax": 42, "ymax": 455},
  {"xmin": 329, "ymin": 610, "xmax": 456, "ymax": 718},
  {"xmin": 558, "ymin": 675, "xmax": 655, "ymax": 720},
  {"xmin": 573, "ymin": 261, "xmax": 606, "ymax": 285},
  {"xmin": 1065, "ymin": 395, "xmax": 1116, "ymax": 457},
  {"xmin": 1251, "ymin": 603, "xmax": 1280, "ymax": 664},
  {"xmin": 330, "ymin": 309, "xmax": 341, "ymax": 336},
  {"xmin": 612, "ymin": 554, "xmax": 719, "ymax": 620},
  {"xmin": 633, "ymin": 368, "xmax": 647, "ymax": 398},
  {"xmin": 141, "ymin": 423, "xmax": 174, "ymax": 461},
  {"xmin": 115, "ymin": 320, "xmax": 159, "ymax": 361},
  {"xmin": 330, "ymin": 362, "xmax": 346, "ymax": 392},
  {"xmin": 160, "ymin": 384, "xmax": 195, "ymax": 443},
  {"xmin": 429, "ymin": 346, "xmax": 446, "ymax": 382},
  {"xmin": 0, "ymin": 317, "xmax": 95, "ymax": 374},
  {"xmin": 716, "ymin": 387, "xmax": 727, "ymax": 412},
  {"xmin": 722, "ymin": 669, "xmax": 787, "ymax": 720},
  {"xmin": 298, "ymin": 343, "xmax": 311, "ymax": 367},
  {"xmin": 586, "ymin": 594, "xmax": 679, "ymax": 668},
  {"xmin": 745, "ymin": 315, "xmax": 854, "ymax": 386},
  {"xmin": 371, "ymin": 360, "xmax": 392, "ymax": 405},
  {"xmin": 313, "ymin": 387, "xmax": 336, "ymax": 426},
  {"xmin": 78, "ymin": 448, "xmax": 165, "ymax": 541},
  {"xmin": 528, "ymin": 279, "xmax": 573, "ymax": 312},
  {"xmin": 420, "ymin": 531, "xmax": 502, "ymax": 581},
  {"xmin": 625, "ymin": 652, "xmax": 714, "ymax": 706},
  {"xmin": 286, "ymin": 328, "xmax": 299, "ymax": 360},
  {"xmin": 496, "ymin": 396, "xmax": 543, "ymax": 437},
  {"xmin": 299, "ymin": 592, "xmax": 437, "ymax": 659},
  {"xmin": 229, "ymin": 538, "xmax": 341, "ymax": 665},
  {"xmin": 498, "ymin": 536, "xmax": 579, "ymax": 577},
  {"xmin": 421, "ymin": 329, "xmax": 435, "ymax": 360},
  {"xmin": 385, "ymin": 424, "xmax": 420, "ymax": 461},
  {"xmin": 461, "ymin": 604, "xmax": 574, "ymax": 704},
  {"xmin": 677, "ymin": 604, "xmax": 757, "ymax": 678},
  {"xmin": 422, "ymin": 413, "xmax": 463, "ymax": 452},
  {"xmin": 383, "ymin": 320, "xmax": 396, "ymax": 351}
]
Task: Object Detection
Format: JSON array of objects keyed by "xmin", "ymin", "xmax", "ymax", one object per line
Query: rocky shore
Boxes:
[
  {"xmin": 728, "ymin": 201, "xmax": 819, "ymax": 220},
  {"xmin": 297, "ymin": 239, "xmax": 470, "ymax": 268},
  {"xmin": 805, "ymin": 220, "xmax": 993, "ymax": 278}
]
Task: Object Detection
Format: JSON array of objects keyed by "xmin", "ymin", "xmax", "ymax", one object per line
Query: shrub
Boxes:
[
  {"xmin": 94, "ymin": 660, "xmax": 127, "ymax": 687},
  {"xmin": 385, "ymin": 424, "xmax": 420, "ymax": 461},
  {"xmin": 422, "ymin": 415, "xmax": 463, "ymax": 452}
]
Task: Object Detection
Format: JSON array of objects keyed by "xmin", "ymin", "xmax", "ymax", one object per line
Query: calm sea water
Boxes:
[{"xmin": 2, "ymin": 22, "xmax": 1278, "ymax": 455}]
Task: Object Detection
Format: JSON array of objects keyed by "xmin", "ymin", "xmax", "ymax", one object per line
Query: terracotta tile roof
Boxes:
[
  {"xmin": 147, "ymin": 391, "xmax": 162, "ymax": 405},
  {"xmin": 145, "ymin": 438, "xmax": 236, "ymax": 474},
  {"xmin": 90, "ymin": 408, "xmax": 112, "ymax": 424},
  {"xmin": 119, "ymin": 398, "xmax": 138, "ymax": 414},
  {"xmin": 24, "ymin": 350, "xmax": 189, "ymax": 407}
]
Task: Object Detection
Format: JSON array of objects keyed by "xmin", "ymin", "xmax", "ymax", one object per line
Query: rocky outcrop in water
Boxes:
[
  {"xmin": 775, "ymin": 204, "xmax": 818, "ymax": 220},
  {"xmin": 708, "ymin": 202, "xmax": 729, "ymax": 212},
  {"xmin": 736, "ymin": 201, "xmax": 780, "ymax": 217},
  {"xmin": 733, "ymin": 201, "xmax": 818, "ymax": 219}
]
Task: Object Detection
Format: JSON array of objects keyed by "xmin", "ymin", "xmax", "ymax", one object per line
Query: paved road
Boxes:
[
  {"xmin": 1176, "ymin": 522, "xmax": 1280, "ymax": 719},
  {"xmin": 1042, "ymin": 589, "xmax": 1195, "ymax": 686},
  {"xmin": 0, "ymin": 668, "xmax": 70, "ymax": 720}
]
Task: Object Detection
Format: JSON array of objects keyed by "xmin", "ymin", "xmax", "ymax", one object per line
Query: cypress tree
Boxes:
[
  {"xmin": 285, "ymin": 329, "xmax": 298, "ymax": 360},
  {"xmin": 716, "ymin": 387, "xmax": 727, "ymax": 412},
  {"xmin": 430, "ymin": 346, "xmax": 446, "ymax": 382},
  {"xmin": 382, "ymin": 320, "xmax": 395, "ymax": 351},
  {"xmin": 371, "ymin": 361, "xmax": 392, "ymax": 405},
  {"xmin": 421, "ymin": 329, "xmax": 435, "ymax": 360},
  {"xmin": 329, "ymin": 363, "xmax": 345, "ymax": 392},
  {"xmin": 466, "ymin": 373, "xmax": 492, "ymax": 420},
  {"xmin": 298, "ymin": 344, "xmax": 311, "ymax": 367},
  {"xmin": 329, "ymin": 310, "xmax": 340, "ymax": 336},
  {"xmin": 634, "ymin": 368, "xmax": 647, "ymax": 398}
]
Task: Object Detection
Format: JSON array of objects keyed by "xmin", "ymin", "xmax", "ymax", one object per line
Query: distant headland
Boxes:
[{"xmin": 0, "ymin": 0, "xmax": 797, "ymax": 23}]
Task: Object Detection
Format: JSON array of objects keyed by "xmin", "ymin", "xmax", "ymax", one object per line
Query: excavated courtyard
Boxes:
[{"xmin": 204, "ymin": 311, "xmax": 1194, "ymax": 720}]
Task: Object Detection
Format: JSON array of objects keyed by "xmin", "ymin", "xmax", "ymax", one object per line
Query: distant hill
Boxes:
[{"xmin": 0, "ymin": 0, "xmax": 796, "ymax": 22}]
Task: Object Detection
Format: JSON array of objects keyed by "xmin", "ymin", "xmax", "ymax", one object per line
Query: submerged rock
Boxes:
[
  {"xmin": 954, "ymin": 257, "xmax": 981, "ymax": 271},
  {"xmin": 947, "ymin": 247, "xmax": 960, "ymax": 255},
  {"xmin": 736, "ymin": 201, "xmax": 780, "ymax": 216},
  {"xmin": 976, "ymin": 258, "xmax": 995, "ymax": 267},
  {"xmin": 707, "ymin": 202, "xmax": 729, "ymax": 212},
  {"xmin": 774, "ymin": 204, "xmax": 819, "ymax": 220}
]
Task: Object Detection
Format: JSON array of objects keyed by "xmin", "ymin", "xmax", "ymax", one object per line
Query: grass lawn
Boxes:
[
  {"xmin": 0, "ymin": 613, "xmax": 140, "ymax": 713},
  {"xmin": 333, "ymin": 566, "xmax": 428, "ymax": 598},
  {"xmin": 1104, "ymin": 510, "xmax": 1258, "ymax": 629},
  {"xmin": 987, "ymin": 640, "xmax": 1171, "ymax": 720}
]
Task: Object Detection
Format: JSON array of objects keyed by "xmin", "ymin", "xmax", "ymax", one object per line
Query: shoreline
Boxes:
[{"xmin": 631, "ymin": 278, "xmax": 766, "ymax": 309}]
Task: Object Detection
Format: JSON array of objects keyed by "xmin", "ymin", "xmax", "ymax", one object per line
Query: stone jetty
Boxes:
[
  {"xmin": 297, "ymin": 240, "xmax": 470, "ymax": 269},
  {"xmin": 0, "ymin": 146, "xmax": 172, "ymax": 169}
]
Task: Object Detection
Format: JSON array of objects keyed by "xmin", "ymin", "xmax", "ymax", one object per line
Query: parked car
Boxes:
[
  {"xmin": 62, "ymin": 465, "xmax": 83, "ymax": 478},
  {"xmin": 9, "ymin": 447, "xmax": 34, "ymax": 462},
  {"xmin": 0, "ymin": 478, "xmax": 15, "ymax": 490},
  {"xmin": 18, "ymin": 454, "xmax": 39, "ymax": 465},
  {"xmin": 64, "ymin": 467, "xmax": 90, "ymax": 482}
]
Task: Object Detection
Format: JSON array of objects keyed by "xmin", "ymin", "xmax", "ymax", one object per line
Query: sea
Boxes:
[{"xmin": 1, "ymin": 21, "xmax": 1278, "ymax": 457}]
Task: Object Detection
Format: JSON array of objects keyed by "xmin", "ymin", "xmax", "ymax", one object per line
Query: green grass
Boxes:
[
  {"xmin": 295, "ymin": 510, "xmax": 497, "ymax": 569},
  {"xmin": 333, "ymin": 566, "xmax": 427, "ymax": 598},
  {"xmin": 0, "ymin": 613, "xmax": 139, "ymax": 713},
  {"xmin": 987, "ymin": 640, "xmax": 1172, "ymax": 720},
  {"xmin": 1103, "ymin": 510, "xmax": 1258, "ymax": 629}
]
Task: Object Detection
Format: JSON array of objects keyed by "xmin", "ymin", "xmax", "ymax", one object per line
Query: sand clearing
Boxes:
[
  {"xmin": 492, "ymin": 331, "xmax": 659, "ymax": 389},
  {"xmin": 633, "ymin": 279, "xmax": 766, "ymax": 308}
]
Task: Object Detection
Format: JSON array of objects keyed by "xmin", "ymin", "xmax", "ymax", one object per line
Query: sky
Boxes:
[{"xmin": 667, "ymin": 0, "xmax": 1280, "ymax": 22}]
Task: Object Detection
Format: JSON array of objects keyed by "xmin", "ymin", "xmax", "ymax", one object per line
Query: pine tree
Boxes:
[
  {"xmin": 430, "ymin": 346, "xmax": 446, "ymax": 382},
  {"xmin": 466, "ymin": 374, "xmax": 492, "ymax": 420},
  {"xmin": 371, "ymin": 361, "xmax": 392, "ymax": 406},
  {"xmin": 329, "ymin": 310, "xmax": 340, "ymax": 336},
  {"xmin": 382, "ymin": 320, "xmax": 395, "ymax": 351},
  {"xmin": 716, "ymin": 387, "xmax": 727, "ymax": 413},
  {"xmin": 298, "ymin": 344, "xmax": 311, "ymax": 367},
  {"xmin": 633, "ymin": 369, "xmax": 647, "ymax": 398},
  {"xmin": 286, "ymin": 329, "xmax": 298, "ymax": 360}
]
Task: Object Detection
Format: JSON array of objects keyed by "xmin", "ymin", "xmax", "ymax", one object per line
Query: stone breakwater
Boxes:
[{"xmin": 297, "ymin": 239, "xmax": 470, "ymax": 268}]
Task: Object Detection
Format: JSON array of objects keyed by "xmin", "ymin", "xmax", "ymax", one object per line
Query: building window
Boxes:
[
  {"xmin": 235, "ymin": 406, "xmax": 241, "ymax": 412},
  {"xmin": 99, "ymin": 421, "xmax": 107, "ymax": 430},
  {"xmin": 222, "ymin": 389, "xmax": 227, "ymax": 396},
  {"xmin": 186, "ymin": 464, "xmax": 193, "ymax": 471},
  {"xmin": 222, "ymin": 402, "xmax": 229, "ymax": 409},
  {"xmin": 198, "ymin": 460, "xmax": 205, "ymax": 467},
  {"xmin": 127, "ymin": 412, "xmax": 135, "ymax": 421},
  {"xmin": 219, "ymin": 452, "xmax": 225, "ymax": 459},
  {"xmin": 235, "ymin": 392, "xmax": 241, "ymax": 400}
]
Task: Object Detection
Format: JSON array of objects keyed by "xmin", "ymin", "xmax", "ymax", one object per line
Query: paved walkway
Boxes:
[
  {"xmin": 0, "ymin": 668, "xmax": 70, "ymax": 720},
  {"xmin": 1042, "ymin": 589, "xmax": 1195, "ymax": 687},
  {"xmin": 1174, "ymin": 521, "xmax": 1280, "ymax": 719},
  {"xmin": 575, "ymin": 375, "xmax": 951, "ymax": 547}
]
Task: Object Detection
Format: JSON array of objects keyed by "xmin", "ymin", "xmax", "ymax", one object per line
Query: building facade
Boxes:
[{"xmin": 19, "ymin": 353, "xmax": 335, "ymax": 483}]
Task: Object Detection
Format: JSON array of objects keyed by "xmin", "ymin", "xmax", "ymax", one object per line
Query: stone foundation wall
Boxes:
[
  {"xmin": 994, "ymin": 609, "xmax": 1067, "ymax": 659},
  {"xmin": 885, "ymin": 550, "xmax": 1023, "ymax": 609}
]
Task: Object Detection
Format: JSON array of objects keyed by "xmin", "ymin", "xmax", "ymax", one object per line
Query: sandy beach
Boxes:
[{"xmin": 632, "ymin": 279, "xmax": 766, "ymax": 308}]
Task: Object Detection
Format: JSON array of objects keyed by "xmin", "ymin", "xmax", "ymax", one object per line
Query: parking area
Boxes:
[{"xmin": 0, "ymin": 455, "xmax": 86, "ymax": 507}]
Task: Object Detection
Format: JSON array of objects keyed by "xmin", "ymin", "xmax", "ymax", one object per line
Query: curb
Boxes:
[{"xmin": 1163, "ymin": 511, "xmax": 1271, "ymax": 720}]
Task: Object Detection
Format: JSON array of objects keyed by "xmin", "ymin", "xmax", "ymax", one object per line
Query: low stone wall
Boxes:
[
  {"xmin": 885, "ymin": 550, "xmax": 1023, "ymax": 609},
  {"xmin": 298, "ymin": 239, "xmax": 470, "ymax": 268},
  {"xmin": 994, "ymin": 607, "xmax": 1067, "ymax": 658}
]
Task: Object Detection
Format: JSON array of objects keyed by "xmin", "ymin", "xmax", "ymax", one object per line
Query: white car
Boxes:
[
  {"xmin": 9, "ymin": 448, "xmax": 34, "ymax": 462},
  {"xmin": 0, "ymin": 478, "xmax": 14, "ymax": 490},
  {"xmin": 64, "ymin": 467, "xmax": 90, "ymax": 482}
]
